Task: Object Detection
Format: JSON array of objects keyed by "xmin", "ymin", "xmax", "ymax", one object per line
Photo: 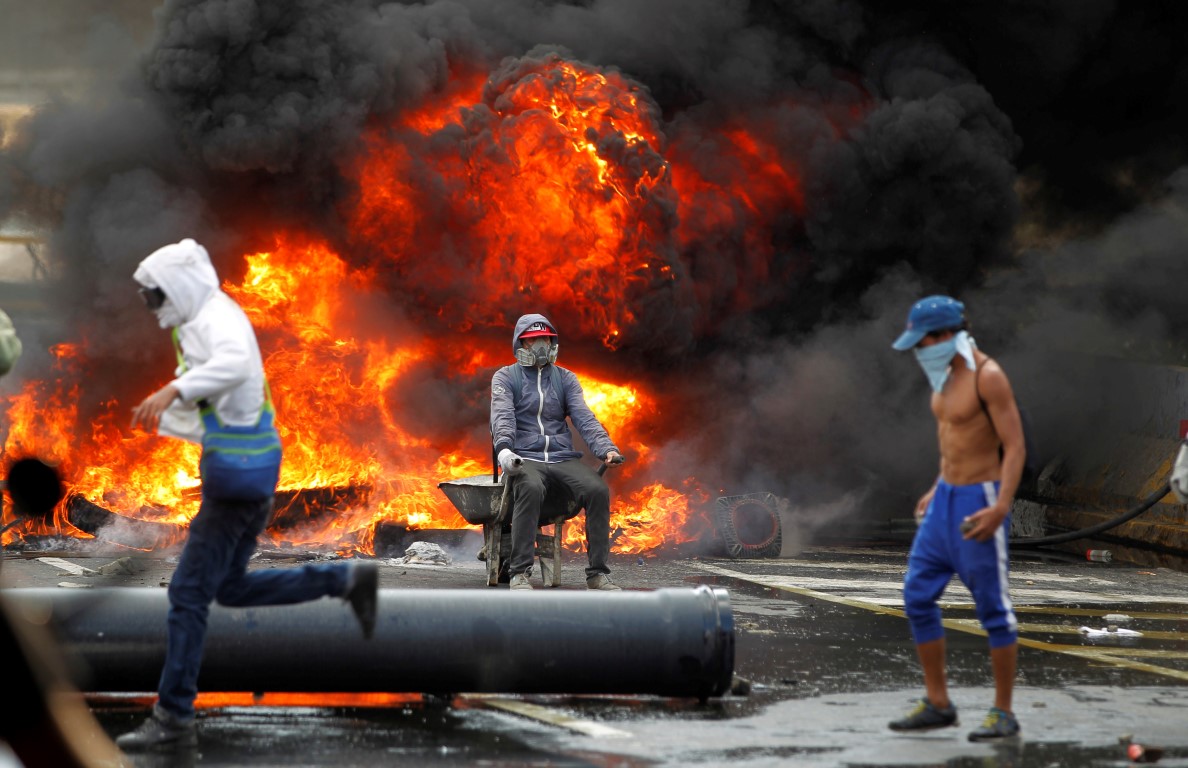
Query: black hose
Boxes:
[{"xmin": 1010, "ymin": 481, "xmax": 1171, "ymax": 548}]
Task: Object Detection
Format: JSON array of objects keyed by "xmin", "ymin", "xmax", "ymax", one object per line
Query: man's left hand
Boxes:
[{"xmin": 961, "ymin": 504, "xmax": 1008, "ymax": 542}]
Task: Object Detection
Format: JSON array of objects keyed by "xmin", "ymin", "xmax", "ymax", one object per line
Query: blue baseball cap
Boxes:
[{"xmin": 891, "ymin": 295, "xmax": 965, "ymax": 350}]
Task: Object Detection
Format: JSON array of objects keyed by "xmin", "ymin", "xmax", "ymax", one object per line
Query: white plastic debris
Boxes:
[
  {"xmin": 37, "ymin": 557, "xmax": 95, "ymax": 576},
  {"xmin": 1079, "ymin": 625, "xmax": 1142, "ymax": 638},
  {"xmin": 1101, "ymin": 613, "xmax": 1132, "ymax": 623},
  {"xmin": 391, "ymin": 541, "xmax": 451, "ymax": 566},
  {"xmin": 93, "ymin": 556, "xmax": 146, "ymax": 576}
]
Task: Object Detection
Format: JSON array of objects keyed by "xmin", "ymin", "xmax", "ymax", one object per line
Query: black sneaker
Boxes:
[
  {"xmin": 889, "ymin": 697, "xmax": 958, "ymax": 731},
  {"xmin": 345, "ymin": 561, "xmax": 379, "ymax": 639},
  {"xmin": 967, "ymin": 707, "xmax": 1020, "ymax": 741},
  {"xmin": 115, "ymin": 705, "xmax": 197, "ymax": 750}
]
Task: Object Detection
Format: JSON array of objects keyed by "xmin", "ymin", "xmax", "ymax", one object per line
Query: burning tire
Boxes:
[{"xmin": 715, "ymin": 493, "xmax": 785, "ymax": 559}]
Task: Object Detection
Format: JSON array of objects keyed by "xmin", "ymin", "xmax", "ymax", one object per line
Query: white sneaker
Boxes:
[
  {"xmin": 586, "ymin": 574, "xmax": 621, "ymax": 591},
  {"xmin": 509, "ymin": 573, "xmax": 533, "ymax": 590}
]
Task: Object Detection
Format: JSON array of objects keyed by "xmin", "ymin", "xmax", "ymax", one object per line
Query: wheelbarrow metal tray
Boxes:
[{"xmin": 438, "ymin": 474, "xmax": 504, "ymax": 525}]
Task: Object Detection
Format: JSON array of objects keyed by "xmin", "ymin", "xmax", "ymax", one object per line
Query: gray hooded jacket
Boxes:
[{"xmin": 490, "ymin": 313, "xmax": 618, "ymax": 463}]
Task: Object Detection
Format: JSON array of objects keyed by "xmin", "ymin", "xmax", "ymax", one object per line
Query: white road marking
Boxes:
[
  {"xmin": 469, "ymin": 696, "xmax": 632, "ymax": 738},
  {"xmin": 690, "ymin": 560, "xmax": 1188, "ymax": 682},
  {"xmin": 692, "ymin": 561, "xmax": 1188, "ymax": 606}
]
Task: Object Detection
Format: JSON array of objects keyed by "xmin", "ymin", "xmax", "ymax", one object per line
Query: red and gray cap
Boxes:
[
  {"xmin": 511, "ymin": 313, "xmax": 558, "ymax": 354},
  {"xmin": 519, "ymin": 321, "xmax": 557, "ymax": 340}
]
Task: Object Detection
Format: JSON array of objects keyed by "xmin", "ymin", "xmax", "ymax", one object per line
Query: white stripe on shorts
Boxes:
[{"xmin": 982, "ymin": 481, "xmax": 1017, "ymax": 633}]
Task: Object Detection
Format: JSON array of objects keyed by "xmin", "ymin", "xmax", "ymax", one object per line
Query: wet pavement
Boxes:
[{"xmin": 3, "ymin": 541, "xmax": 1188, "ymax": 767}]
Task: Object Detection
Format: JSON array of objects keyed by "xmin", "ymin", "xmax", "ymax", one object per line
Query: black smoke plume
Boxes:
[{"xmin": 3, "ymin": 0, "xmax": 1187, "ymax": 534}]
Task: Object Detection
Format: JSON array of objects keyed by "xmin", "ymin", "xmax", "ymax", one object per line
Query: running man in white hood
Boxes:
[{"xmin": 117, "ymin": 239, "xmax": 379, "ymax": 751}]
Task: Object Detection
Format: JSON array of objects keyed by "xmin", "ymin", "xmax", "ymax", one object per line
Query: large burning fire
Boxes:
[{"xmin": 1, "ymin": 55, "xmax": 822, "ymax": 556}]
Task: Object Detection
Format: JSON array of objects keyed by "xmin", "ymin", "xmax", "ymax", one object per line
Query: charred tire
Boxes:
[{"xmin": 715, "ymin": 493, "xmax": 783, "ymax": 559}]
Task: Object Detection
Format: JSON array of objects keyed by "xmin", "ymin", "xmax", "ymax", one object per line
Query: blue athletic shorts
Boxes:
[{"xmin": 902, "ymin": 480, "xmax": 1018, "ymax": 649}]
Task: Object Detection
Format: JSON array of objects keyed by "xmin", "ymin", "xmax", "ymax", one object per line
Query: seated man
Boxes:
[{"xmin": 490, "ymin": 313, "xmax": 623, "ymax": 590}]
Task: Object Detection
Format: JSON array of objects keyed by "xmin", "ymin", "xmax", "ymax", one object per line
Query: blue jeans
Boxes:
[{"xmin": 158, "ymin": 496, "xmax": 352, "ymax": 719}]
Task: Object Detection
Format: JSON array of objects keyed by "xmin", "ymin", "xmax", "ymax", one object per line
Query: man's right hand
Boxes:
[
  {"xmin": 1171, "ymin": 442, "xmax": 1188, "ymax": 503},
  {"xmin": 914, "ymin": 487, "xmax": 936, "ymax": 524},
  {"xmin": 498, "ymin": 449, "xmax": 524, "ymax": 476},
  {"xmin": 131, "ymin": 383, "xmax": 180, "ymax": 434}
]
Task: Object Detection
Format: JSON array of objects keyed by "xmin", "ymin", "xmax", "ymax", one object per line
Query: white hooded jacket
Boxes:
[{"xmin": 133, "ymin": 239, "xmax": 267, "ymax": 443}]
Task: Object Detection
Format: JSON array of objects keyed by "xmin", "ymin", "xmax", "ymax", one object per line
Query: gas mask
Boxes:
[
  {"xmin": 515, "ymin": 338, "xmax": 559, "ymax": 367},
  {"xmin": 138, "ymin": 283, "xmax": 182, "ymax": 329}
]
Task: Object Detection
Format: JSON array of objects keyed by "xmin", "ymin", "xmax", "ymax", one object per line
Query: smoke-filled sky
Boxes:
[{"xmin": 3, "ymin": 0, "xmax": 1188, "ymax": 524}]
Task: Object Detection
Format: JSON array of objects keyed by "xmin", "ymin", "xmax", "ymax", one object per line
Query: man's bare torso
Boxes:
[{"xmin": 931, "ymin": 350, "xmax": 1003, "ymax": 485}]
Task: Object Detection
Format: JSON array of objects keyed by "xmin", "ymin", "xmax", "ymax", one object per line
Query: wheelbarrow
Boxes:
[{"xmin": 437, "ymin": 463, "xmax": 608, "ymax": 587}]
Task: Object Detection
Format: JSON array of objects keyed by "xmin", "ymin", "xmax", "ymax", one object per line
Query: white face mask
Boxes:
[
  {"xmin": 913, "ymin": 337, "xmax": 959, "ymax": 393},
  {"xmin": 912, "ymin": 330, "xmax": 977, "ymax": 393},
  {"xmin": 154, "ymin": 300, "xmax": 184, "ymax": 329}
]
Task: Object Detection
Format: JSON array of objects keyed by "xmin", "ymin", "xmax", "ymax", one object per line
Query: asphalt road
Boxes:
[{"xmin": 2, "ymin": 541, "xmax": 1188, "ymax": 768}]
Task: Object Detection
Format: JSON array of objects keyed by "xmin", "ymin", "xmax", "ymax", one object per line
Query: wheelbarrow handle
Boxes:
[
  {"xmin": 598, "ymin": 455, "xmax": 625, "ymax": 476},
  {"xmin": 491, "ymin": 450, "xmax": 622, "ymax": 479}
]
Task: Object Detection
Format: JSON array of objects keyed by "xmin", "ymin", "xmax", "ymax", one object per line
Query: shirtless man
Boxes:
[{"xmin": 887, "ymin": 295, "xmax": 1025, "ymax": 742}]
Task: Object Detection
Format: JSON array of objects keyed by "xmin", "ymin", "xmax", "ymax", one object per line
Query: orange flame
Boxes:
[
  {"xmin": 348, "ymin": 55, "xmax": 678, "ymax": 349},
  {"xmin": 1, "ymin": 56, "xmax": 821, "ymax": 556},
  {"xmin": 1, "ymin": 233, "xmax": 694, "ymax": 555}
]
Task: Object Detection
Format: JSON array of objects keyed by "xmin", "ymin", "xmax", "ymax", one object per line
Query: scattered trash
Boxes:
[
  {"xmin": 1102, "ymin": 613, "xmax": 1132, "ymax": 623},
  {"xmin": 57, "ymin": 582, "xmax": 91, "ymax": 589},
  {"xmin": 391, "ymin": 542, "xmax": 451, "ymax": 566},
  {"xmin": 1086, "ymin": 549, "xmax": 1112, "ymax": 562},
  {"xmin": 37, "ymin": 557, "xmax": 95, "ymax": 576},
  {"xmin": 1080, "ymin": 625, "xmax": 1142, "ymax": 638},
  {"xmin": 730, "ymin": 675, "xmax": 752, "ymax": 696},
  {"xmin": 93, "ymin": 556, "xmax": 146, "ymax": 577},
  {"xmin": 1120, "ymin": 735, "xmax": 1165, "ymax": 763},
  {"xmin": 1128, "ymin": 743, "xmax": 1164, "ymax": 763},
  {"xmin": 636, "ymin": 557, "xmax": 644, "ymax": 566}
]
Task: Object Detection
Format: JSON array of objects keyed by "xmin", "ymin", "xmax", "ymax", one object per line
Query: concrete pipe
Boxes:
[{"xmin": 5, "ymin": 585, "xmax": 734, "ymax": 701}]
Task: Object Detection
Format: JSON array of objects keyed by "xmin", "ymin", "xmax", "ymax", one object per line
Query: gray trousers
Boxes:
[{"xmin": 508, "ymin": 458, "xmax": 611, "ymax": 580}]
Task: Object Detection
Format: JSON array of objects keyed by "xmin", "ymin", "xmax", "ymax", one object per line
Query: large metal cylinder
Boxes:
[{"xmin": 5, "ymin": 586, "xmax": 734, "ymax": 700}]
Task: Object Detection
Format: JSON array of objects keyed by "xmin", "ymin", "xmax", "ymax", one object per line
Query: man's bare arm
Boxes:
[
  {"xmin": 915, "ymin": 474, "xmax": 940, "ymax": 523},
  {"xmin": 966, "ymin": 361, "xmax": 1025, "ymax": 541}
]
